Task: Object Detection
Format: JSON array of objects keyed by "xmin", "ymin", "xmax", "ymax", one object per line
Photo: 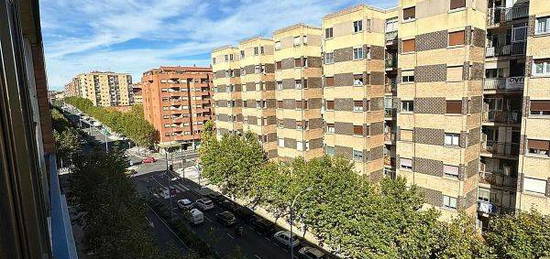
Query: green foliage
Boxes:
[
  {"xmin": 51, "ymin": 108, "xmax": 81, "ymax": 166},
  {"xmin": 199, "ymin": 128, "xmax": 549, "ymax": 258},
  {"xmin": 485, "ymin": 209, "xmax": 550, "ymax": 259},
  {"xmin": 64, "ymin": 97, "xmax": 158, "ymax": 147}
]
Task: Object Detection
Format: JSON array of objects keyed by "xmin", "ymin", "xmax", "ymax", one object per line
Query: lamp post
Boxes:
[{"xmin": 289, "ymin": 187, "xmax": 313, "ymax": 259}]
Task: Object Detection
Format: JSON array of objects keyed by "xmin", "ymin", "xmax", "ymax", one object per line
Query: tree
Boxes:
[{"xmin": 485, "ymin": 209, "xmax": 550, "ymax": 259}]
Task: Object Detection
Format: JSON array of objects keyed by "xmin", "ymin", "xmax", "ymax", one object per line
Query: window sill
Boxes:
[
  {"xmin": 400, "ymin": 167, "xmax": 413, "ymax": 171},
  {"xmin": 523, "ymin": 191, "xmax": 547, "ymax": 198},
  {"xmin": 441, "ymin": 206, "xmax": 457, "ymax": 211},
  {"xmin": 401, "ymin": 51, "xmax": 415, "ymax": 55},
  {"xmin": 402, "ymin": 18, "xmax": 416, "ymax": 24},
  {"xmin": 533, "ymin": 32, "xmax": 550, "ymax": 38},
  {"xmin": 530, "ymin": 75, "xmax": 550, "ymax": 79},
  {"xmin": 444, "ymin": 144, "xmax": 461, "ymax": 149},
  {"xmin": 448, "ymin": 7, "xmax": 466, "ymax": 14},
  {"xmin": 400, "ymin": 82, "xmax": 414, "ymax": 85},
  {"xmin": 400, "ymin": 111, "xmax": 414, "ymax": 114},
  {"xmin": 525, "ymin": 153, "xmax": 550, "ymax": 159},
  {"xmin": 447, "ymin": 45, "xmax": 465, "ymax": 49},
  {"xmin": 445, "ymin": 113, "xmax": 463, "ymax": 116}
]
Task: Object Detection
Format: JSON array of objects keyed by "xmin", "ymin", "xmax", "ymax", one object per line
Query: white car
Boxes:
[
  {"xmin": 273, "ymin": 231, "xmax": 300, "ymax": 248},
  {"xmin": 194, "ymin": 198, "xmax": 214, "ymax": 210},
  {"xmin": 177, "ymin": 199, "xmax": 193, "ymax": 210},
  {"xmin": 298, "ymin": 246, "xmax": 326, "ymax": 259}
]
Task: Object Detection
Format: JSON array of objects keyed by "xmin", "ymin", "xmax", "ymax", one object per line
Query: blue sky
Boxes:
[{"xmin": 41, "ymin": 0, "xmax": 397, "ymax": 90}]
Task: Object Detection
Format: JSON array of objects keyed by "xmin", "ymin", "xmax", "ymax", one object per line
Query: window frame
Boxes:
[
  {"xmin": 324, "ymin": 52, "xmax": 335, "ymax": 64},
  {"xmin": 353, "ymin": 100, "xmax": 364, "ymax": 112},
  {"xmin": 443, "ymin": 195, "xmax": 458, "ymax": 209},
  {"xmin": 536, "ymin": 16, "xmax": 550, "ymax": 35},
  {"xmin": 353, "ymin": 150, "xmax": 364, "ymax": 161},
  {"xmin": 444, "ymin": 133, "xmax": 460, "ymax": 146},
  {"xmin": 443, "ymin": 165, "xmax": 460, "ymax": 179},
  {"xmin": 402, "ymin": 38, "xmax": 416, "ymax": 53},
  {"xmin": 401, "ymin": 101, "xmax": 414, "ymax": 112},
  {"xmin": 353, "ymin": 20, "xmax": 363, "ymax": 33},
  {"xmin": 400, "ymin": 158, "xmax": 413, "ymax": 170},
  {"xmin": 326, "ymin": 123, "xmax": 335, "ymax": 134},
  {"xmin": 353, "ymin": 47, "xmax": 364, "ymax": 60},
  {"xmin": 325, "ymin": 27, "xmax": 334, "ymax": 39}
]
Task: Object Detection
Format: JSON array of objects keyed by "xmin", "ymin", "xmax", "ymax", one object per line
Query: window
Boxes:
[
  {"xmin": 303, "ymin": 79, "xmax": 308, "ymax": 89},
  {"xmin": 325, "ymin": 76, "xmax": 335, "ymax": 87},
  {"xmin": 212, "ymin": 58, "xmax": 216, "ymax": 64},
  {"xmin": 260, "ymin": 46, "xmax": 265, "ymax": 54},
  {"xmin": 400, "ymin": 129, "xmax": 413, "ymax": 141},
  {"xmin": 324, "ymin": 52, "xmax": 334, "ymax": 64},
  {"xmin": 293, "ymin": 36, "xmax": 301, "ymax": 47},
  {"xmin": 303, "ymin": 58, "xmax": 308, "ymax": 67},
  {"xmin": 305, "ymin": 141, "xmax": 310, "ymax": 151},
  {"xmin": 524, "ymin": 177, "xmax": 547, "ymax": 194},
  {"xmin": 277, "ymin": 100, "xmax": 283, "ymax": 109},
  {"xmin": 297, "ymin": 141, "xmax": 304, "ymax": 151},
  {"xmin": 448, "ymin": 31, "xmax": 465, "ymax": 46},
  {"xmin": 275, "ymin": 41, "xmax": 282, "ymax": 50},
  {"xmin": 447, "ymin": 66, "xmax": 463, "ymax": 81},
  {"xmin": 277, "ymin": 81, "xmax": 283, "ymax": 90},
  {"xmin": 277, "ymin": 119, "xmax": 284, "ymax": 128},
  {"xmin": 295, "ymin": 80, "xmax": 303, "ymax": 89},
  {"xmin": 512, "ymin": 23, "xmax": 527, "ymax": 43},
  {"xmin": 278, "ymin": 138, "xmax": 284, "ymax": 147},
  {"xmin": 327, "ymin": 123, "xmax": 335, "ymax": 134},
  {"xmin": 400, "ymin": 158, "xmax": 413, "ymax": 170},
  {"xmin": 444, "ymin": 165, "xmax": 459, "ymax": 178},
  {"xmin": 276, "ymin": 61, "xmax": 282, "ymax": 70},
  {"xmin": 402, "ymin": 101, "xmax": 414, "ymax": 112},
  {"xmin": 450, "ymin": 0, "xmax": 466, "ymax": 10},
  {"xmin": 527, "ymin": 139, "xmax": 550, "ymax": 156},
  {"xmin": 353, "ymin": 74, "xmax": 364, "ymax": 86},
  {"xmin": 353, "ymin": 125, "xmax": 363, "ymax": 136},
  {"xmin": 403, "ymin": 6, "xmax": 416, "ymax": 21},
  {"xmin": 255, "ymin": 82, "xmax": 262, "ymax": 91},
  {"xmin": 530, "ymin": 100, "xmax": 550, "ymax": 115},
  {"xmin": 446, "ymin": 101, "xmax": 462, "ymax": 114},
  {"xmin": 402, "ymin": 39, "xmax": 416, "ymax": 52},
  {"xmin": 326, "ymin": 100, "xmax": 335, "ymax": 110},
  {"xmin": 325, "ymin": 27, "xmax": 333, "ymax": 39},
  {"xmin": 443, "ymin": 196, "xmax": 457, "ymax": 209},
  {"xmin": 445, "ymin": 133, "xmax": 460, "ymax": 146},
  {"xmin": 353, "ymin": 47, "xmax": 364, "ymax": 60},
  {"xmin": 325, "ymin": 146, "xmax": 335, "ymax": 156},
  {"xmin": 536, "ymin": 17, "xmax": 550, "ymax": 34},
  {"xmin": 401, "ymin": 70, "xmax": 415, "ymax": 83},
  {"xmin": 296, "ymin": 121, "xmax": 309, "ymax": 130},
  {"xmin": 294, "ymin": 58, "xmax": 303, "ymax": 67},
  {"xmin": 353, "ymin": 100, "xmax": 364, "ymax": 112},
  {"xmin": 229, "ymin": 54, "xmax": 234, "ymax": 60},
  {"xmin": 240, "ymin": 50, "xmax": 245, "ymax": 59},
  {"xmin": 224, "ymin": 55, "xmax": 229, "ymax": 61},
  {"xmin": 254, "ymin": 47, "xmax": 259, "ymax": 55},
  {"xmin": 303, "ymin": 35, "xmax": 308, "ymax": 45},
  {"xmin": 353, "ymin": 20, "xmax": 363, "ymax": 33},
  {"xmin": 533, "ymin": 60, "xmax": 550, "ymax": 76},
  {"xmin": 353, "ymin": 150, "xmax": 364, "ymax": 161}
]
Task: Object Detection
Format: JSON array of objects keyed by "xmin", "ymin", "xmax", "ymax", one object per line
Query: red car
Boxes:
[{"xmin": 142, "ymin": 157, "xmax": 156, "ymax": 164}]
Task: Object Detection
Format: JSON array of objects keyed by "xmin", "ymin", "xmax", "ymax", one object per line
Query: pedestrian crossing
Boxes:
[{"xmin": 171, "ymin": 183, "xmax": 189, "ymax": 192}]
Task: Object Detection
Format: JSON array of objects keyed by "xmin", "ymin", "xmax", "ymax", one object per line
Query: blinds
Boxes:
[
  {"xmin": 524, "ymin": 177, "xmax": 547, "ymax": 194},
  {"xmin": 531, "ymin": 100, "xmax": 550, "ymax": 111},
  {"xmin": 449, "ymin": 31, "xmax": 466, "ymax": 46},
  {"xmin": 402, "ymin": 70, "xmax": 414, "ymax": 77},
  {"xmin": 326, "ymin": 101, "xmax": 335, "ymax": 110},
  {"xmin": 400, "ymin": 158, "xmax": 412, "ymax": 167},
  {"xmin": 447, "ymin": 66, "xmax": 463, "ymax": 81},
  {"xmin": 353, "ymin": 125, "xmax": 363, "ymax": 135},
  {"xmin": 446, "ymin": 101, "xmax": 462, "ymax": 114},
  {"xmin": 403, "ymin": 39, "xmax": 416, "ymax": 52},
  {"xmin": 325, "ymin": 77, "xmax": 335, "ymax": 87},
  {"xmin": 450, "ymin": 0, "xmax": 466, "ymax": 10},
  {"xmin": 528, "ymin": 139, "xmax": 550, "ymax": 150},
  {"xmin": 403, "ymin": 7, "xmax": 415, "ymax": 20}
]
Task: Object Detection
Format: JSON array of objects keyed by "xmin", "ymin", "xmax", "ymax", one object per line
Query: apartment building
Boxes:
[
  {"xmin": 141, "ymin": 66, "xmax": 214, "ymax": 149},
  {"xmin": 66, "ymin": 71, "xmax": 134, "ymax": 106},
  {"xmin": 273, "ymin": 24, "xmax": 324, "ymax": 161},
  {"xmin": 322, "ymin": 6, "xmax": 388, "ymax": 180},
  {"xmin": 516, "ymin": 0, "xmax": 550, "ymax": 214},
  {"xmin": 211, "ymin": 0, "xmax": 550, "ymax": 223},
  {"xmin": 63, "ymin": 77, "xmax": 80, "ymax": 97},
  {"xmin": 212, "ymin": 46, "xmax": 244, "ymax": 136},
  {"xmin": 132, "ymin": 82, "xmax": 143, "ymax": 104}
]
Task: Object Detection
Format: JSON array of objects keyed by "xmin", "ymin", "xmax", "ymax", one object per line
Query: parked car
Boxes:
[
  {"xmin": 220, "ymin": 199, "xmax": 239, "ymax": 212},
  {"xmin": 184, "ymin": 208, "xmax": 204, "ymax": 225},
  {"xmin": 206, "ymin": 191, "xmax": 224, "ymax": 202},
  {"xmin": 251, "ymin": 216, "xmax": 275, "ymax": 234},
  {"xmin": 216, "ymin": 211, "xmax": 236, "ymax": 227},
  {"xmin": 153, "ymin": 188, "xmax": 175, "ymax": 199},
  {"xmin": 177, "ymin": 199, "xmax": 193, "ymax": 210},
  {"xmin": 298, "ymin": 246, "xmax": 327, "ymax": 259},
  {"xmin": 235, "ymin": 206, "xmax": 255, "ymax": 222},
  {"xmin": 273, "ymin": 231, "xmax": 300, "ymax": 248},
  {"xmin": 194, "ymin": 198, "xmax": 214, "ymax": 210},
  {"xmin": 142, "ymin": 157, "xmax": 156, "ymax": 163}
]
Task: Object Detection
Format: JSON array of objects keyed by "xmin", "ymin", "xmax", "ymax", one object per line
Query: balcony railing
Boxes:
[
  {"xmin": 487, "ymin": 3, "xmax": 529, "ymax": 26},
  {"xmin": 483, "ymin": 110, "xmax": 522, "ymax": 124},
  {"xmin": 482, "ymin": 141, "xmax": 520, "ymax": 156},
  {"xmin": 511, "ymin": 41, "xmax": 526, "ymax": 55},
  {"xmin": 486, "ymin": 45, "xmax": 511, "ymax": 57},
  {"xmin": 479, "ymin": 171, "xmax": 518, "ymax": 188},
  {"xmin": 385, "ymin": 31, "xmax": 398, "ymax": 45},
  {"xmin": 484, "ymin": 77, "xmax": 524, "ymax": 90}
]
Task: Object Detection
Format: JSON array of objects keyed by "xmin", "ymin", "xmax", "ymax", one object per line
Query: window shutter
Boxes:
[
  {"xmin": 326, "ymin": 77, "xmax": 335, "ymax": 87},
  {"xmin": 530, "ymin": 100, "xmax": 550, "ymax": 112},
  {"xmin": 353, "ymin": 125, "xmax": 363, "ymax": 135},
  {"xmin": 276, "ymin": 61, "xmax": 282, "ymax": 69},
  {"xmin": 327, "ymin": 101, "xmax": 335, "ymax": 110},
  {"xmin": 400, "ymin": 158, "xmax": 412, "ymax": 167},
  {"xmin": 528, "ymin": 139, "xmax": 550, "ymax": 150},
  {"xmin": 524, "ymin": 177, "xmax": 547, "ymax": 194},
  {"xmin": 403, "ymin": 7, "xmax": 415, "ymax": 20},
  {"xmin": 402, "ymin": 39, "xmax": 416, "ymax": 52},
  {"xmin": 277, "ymin": 101, "xmax": 283, "ymax": 108},
  {"xmin": 450, "ymin": 0, "xmax": 466, "ymax": 9},
  {"xmin": 354, "ymin": 100, "xmax": 363, "ymax": 109},
  {"xmin": 446, "ymin": 101, "xmax": 462, "ymax": 114},
  {"xmin": 295, "ymin": 100, "xmax": 302, "ymax": 109},
  {"xmin": 443, "ymin": 165, "xmax": 459, "ymax": 176},
  {"xmin": 449, "ymin": 31, "xmax": 466, "ymax": 46},
  {"xmin": 294, "ymin": 58, "xmax": 303, "ymax": 67}
]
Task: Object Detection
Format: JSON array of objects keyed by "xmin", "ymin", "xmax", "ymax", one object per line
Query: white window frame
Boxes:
[
  {"xmin": 536, "ymin": 16, "xmax": 550, "ymax": 34},
  {"xmin": 443, "ymin": 165, "xmax": 460, "ymax": 179},
  {"xmin": 512, "ymin": 23, "xmax": 527, "ymax": 43},
  {"xmin": 325, "ymin": 146, "xmax": 335, "ymax": 156},
  {"xmin": 278, "ymin": 138, "xmax": 284, "ymax": 147},
  {"xmin": 327, "ymin": 124, "xmax": 335, "ymax": 134},
  {"xmin": 353, "ymin": 20, "xmax": 363, "ymax": 33},
  {"xmin": 297, "ymin": 141, "xmax": 304, "ymax": 151},
  {"xmin": 293, "ymin": 36, "xmax": 301, "ymax": 47},
  {"xmin": 353, "ymin": 47, "xmax": 364, "ymax": 60},
  {"xmin": 443, "ymin": 195, "xmax": 457, "ymax": 209},
  {"xmin": 533, "ymin": 60, "xmax": 550, "ymax": 76},
  {"xmin": 353, "ymin": 150, "xmax": 364, "ymax": 161},
  {"xmin": 324, "ymin": 52, "xmax": 334, "ymax": 64},
  {"xmin": 325, "ymin": 27, "xmax": 333, "ymax": 39},
  {"xmin": 275, "ymin": 41, "xmax": 281, "ymax": 50},
  {"xmin": 302, "ymin": 35, "xmax": 308, "ymax": 45},
  {"xmin": 445, "ymin": 133, "xmax": 460, "ymax": 146},
  {"xmin": 353, "ymin": 102, "xmax": 364, "ymax": 112},
  {"xmin": 295, "ymin": 80, "xmax": 303, "ymax": 89},
  {"xmin": 276, "ymin": 81, "xmax": 283, "ymax": 90},
  {"xmin": 400, "ymin": 158, "xmax": 413, "ymax": 170},
  {"xmin": 402, "ymin": 70, "xmax": 415, "ymax": 83},
  {"xmin": 524, "ymin": 177, "xmax": 547, "ymax": 194},
  {"xmin": 401, "ymin": 101, "xmax": 414, "ymax": 112},
  {"xmin": 353, "ymin": 74, "xmax": 364, "ymax": 86}
]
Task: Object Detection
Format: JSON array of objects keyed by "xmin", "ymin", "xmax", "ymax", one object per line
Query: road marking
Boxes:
[
  {"xmin": 172, "ymin": 184, "xmax": 186, "ymax": 192},
  {"xmin": 226, "ymin": 233, "xmax": 235, "ymax": 239},
  {"xmin": 254, "ymin": 255, "xmax": 262, "ymax": 259},
  {"xmin": 146, "ymin": 204, "xmax": 189, "ymax": 250}
]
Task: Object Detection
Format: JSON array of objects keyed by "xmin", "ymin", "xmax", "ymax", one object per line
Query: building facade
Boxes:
[
  {"xmin": 274, "ymin": 24, "xmax": 324, "ymax": 161},
  {"xmin": 211, "ymin": 0, "xmax": 550, "ymax": 223},
  {"xmin": 141, "ymin": 66, "xmax": 214, "ymax": 149},
  {"xmin": 132, "ymin": 82, "xmax": 143, "ymax": 104},
  {"xmin": 65, "ymin": 71, "xmax": 134, "ymax": 107}
]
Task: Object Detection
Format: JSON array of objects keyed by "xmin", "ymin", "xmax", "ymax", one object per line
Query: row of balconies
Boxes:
[
  {"xmin": 487, "ymin": 4, "xmax": 529, "ymax": 26},
  {"xmin": 481, "ymin": 141, "xmax": 520, "ymax": 157},
  {"xmin": 479, "ymin": 171, "xmax": 517, "ymax": 189},
  {"xmin": 482, "ymin": 110, "xmax": 522, "ymax": 124},
  {"xmin": 483, "ymin": 77, "xmax": 524, "ymax": 91},
  {"xmin": 485, "ymin": 42, "xmax": 526, "ymax": 57}
]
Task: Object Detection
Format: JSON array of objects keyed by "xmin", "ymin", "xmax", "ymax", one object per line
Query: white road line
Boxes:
[
  {"xmin": 226, "ymin": 233, "xmax": 235, "ymax": 239},
  {"xmin": 146, "ymin": 204, "xmax": 189, "ymax": 250},
  {"xmin": 172, "ymin": 184, "xmax": 186, "ymax": 192},
  {"xmin": 177, "ymin": 183, "xmax": 189, "ymax": 191}
]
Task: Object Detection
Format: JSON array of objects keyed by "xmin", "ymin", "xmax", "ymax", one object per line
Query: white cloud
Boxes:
[{"xmin": 41, "ymin": 0, "xmax": 397, "ymax": 90}]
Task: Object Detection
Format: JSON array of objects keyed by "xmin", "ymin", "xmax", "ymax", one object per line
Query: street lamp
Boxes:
[{"xmin": 289, "ymin": 187, "xmax": 313, "ymax": 259}]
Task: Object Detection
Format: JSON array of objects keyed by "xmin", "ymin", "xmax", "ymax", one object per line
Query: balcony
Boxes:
[
  {"xmin": 385, "ymin": 31, "xmax": 398, "ymax": 45},
  {"xmin": 384, "ymin": 156, "xmax": 396, "ymax": 167},
  {"xmin": 385, "ymin": 58, "xmax": 397, "ymax": 70},
  {"xmin": 384, "ymin": 108, "xmax": 395, "ymax": 119},
  {"xmin": 511, "ymin": 41, "xmax": 526, "ymax": 56},
  {"xmin": 483, "ymin": 110, "xmax": 522, "ymax": 124},
  {"xmin": 479, "ymin": 171, "xmax": 518, "ymax": 189},
  {"xmin": 487, "ymin": 3, "xmax": 529, "ymax": 26},
  {"xmin": 384, "ymin": 83, "xmax": 397, "ymax": 94},
  {"xmin": 384, "ymin": 132, "xmax": 395, "ymax": 144},
  {"xmin": 482, "ymin": 141, "xmax": 520, "ymax": 157},
  {"xmin": 483, "ymin": 77, "xmax": 524, "ymax": 91},
  {"xmin": 486, "ymin": 45, "xmax": 511, "ymax": 57}
]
